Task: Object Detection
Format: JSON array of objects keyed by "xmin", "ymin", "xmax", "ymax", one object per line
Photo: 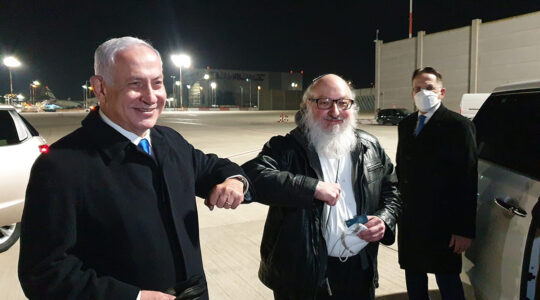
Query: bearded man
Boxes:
[{"xmin": 242, "ymin": 74, "xmax": 401, "ymax": 300}]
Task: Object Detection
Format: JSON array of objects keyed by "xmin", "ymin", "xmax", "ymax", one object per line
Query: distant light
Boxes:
[
  {"xmin": 300, "ymin": 70, "xmax": 304, "ymax": 74},
  {"xmin": 171, "ymin": 54, "xmax": 191, "ymax": 68},
  {"xmin": 210, "ymin": 82, "xmax": 217, "ymax": 89},
  {"xmin": 186, "ymin": 85, "xmax": 191, "ymax": 89},
  {"xmin": 82, "ymin": 85, "xmax": 88, "ymax": 89},
  {"xmin": 175, "ymin": 81, "xmax": 180, "ymax": 86},
  {"xmin": 17, "ymin": 94, "xmax": 24, "ymax": 100},
  {"xmin": 245, "ymin": 78, "xmax": 250, "ymax": 82},
  {"xmin": 257, "ymin": 85, "xmax": 261, "ymax": 90},
  {"xmin": 291, "ymin": 82, "xmax": 298, "ymax": 88},
  {"xmin": 203, "ymin": 74, "xmax": 210, "ymax": 80},
  {"xmin": 290, "ymin": 70, "xmax": 293, "ymax": 74},
  {"xmin": 32, "ymin": 80, "xmax": 41, "ymax": 86},
  {"xmin": 3, "ymin": 56, "xmax": 21, "ymax": 68}
]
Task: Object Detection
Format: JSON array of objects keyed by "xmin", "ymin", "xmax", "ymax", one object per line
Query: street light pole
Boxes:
[
  {"xmin": 257, "ymin": 85, "xmax": 261, "ymax": 108},
  {"xmin": 246, "ymin": 78, "xmax": 252, "ymax": 107},
  {"xmin": 3, "ymin": 56, "xmax": 21, "ymax": 104},
  {"xmin": 240, "ymin": 86, "xmax": 244, "ymax": 107},
  {"xmin": 171, "ymin": 54, "xmax": 191, "ymax": 110},
  {"xmin": 170, "ymin": 75, "xmax": 176, "ymax": 107}
]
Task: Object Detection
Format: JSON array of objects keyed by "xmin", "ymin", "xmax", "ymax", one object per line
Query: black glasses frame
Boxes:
[{"xmin": 309, "ymin": 98, "xmax": 354, "ymax": 110}]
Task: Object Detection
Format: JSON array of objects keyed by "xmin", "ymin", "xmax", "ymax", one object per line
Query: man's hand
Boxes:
[
  {"xmin": 314, "ymin": 181, "xmax": 341, "ymax": 206},
  {"xmin": 357, "ymin": 216, "xmax": 386, "ymax": 242},
  {"xmin": 204, "ymin": 178, "xmax": 244, "ymax": 210},
  {"xmin": 140, "ymin": 290, "xmax": 175, "ymax": 300},
  {"xmin": 449, "ymin": 234, "xmax": 472, "ymax": 254}
]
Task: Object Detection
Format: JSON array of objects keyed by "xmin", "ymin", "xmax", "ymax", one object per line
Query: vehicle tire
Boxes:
[{"xmin": 0, "ymin": 222, "xmax": 21, "ymax": 253}]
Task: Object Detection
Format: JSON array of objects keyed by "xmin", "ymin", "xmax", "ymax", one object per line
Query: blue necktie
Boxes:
[
  {"xmin": 414, "ymin": 115, "xmax": 426, "ymax": 136},
  {"xmin": 138, "ymin": 138, "xmax": 150, "ymax": 154}
]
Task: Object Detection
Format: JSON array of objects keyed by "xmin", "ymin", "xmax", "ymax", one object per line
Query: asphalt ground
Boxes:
[{"xmin": 0, "ymin": 110, "xmax": 475, "ymax": 299}]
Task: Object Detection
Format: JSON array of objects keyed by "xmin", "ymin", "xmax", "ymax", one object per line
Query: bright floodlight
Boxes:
[
  {"xmin": 17, "ymin": 94, "xmax": 24, "ymax": 100},
  {"xmin": 210, "ymin": 82, "xmax": 217, "ymax": 89},
  {"xmin": 171, "ymin": 54, "xmax": 191, "ymax": 68},
  {"xmin": 203, "ymin": 74, "xmax": 210, "ymax": 80},
  {"xmin": 82, "ymin": 85, "xmax": 88, "ymax": 89},
  {"xmin": 258, "ymin": 85, "xmax": 262, "ymax": 90},
  {"xmin": 32, "ymin": 80, "xmax": 40, "ymax": 86},
  {"xmin": 3, "ymin": 56, "xmax": 21, "ymax": 68},
  {"xmin": 175, "ymin": 81, "xmax": 180, "ymax": 86}
]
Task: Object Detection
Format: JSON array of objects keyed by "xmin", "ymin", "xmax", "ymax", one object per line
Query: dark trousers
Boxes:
[
  {"xmin": 316, "ymin": 255, "xmax": 374, "ymax": 300},
  {"xmin": 405, "ymin": 270, "xmax": 465, "ymax": 300}
]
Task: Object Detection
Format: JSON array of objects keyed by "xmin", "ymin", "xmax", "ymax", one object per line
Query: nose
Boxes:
[
  {"xmin": 141, "ymin": 82, "xmax": 158, "ymax": 104},
  {"xmin": 328, "ymin": 102, "xmax": 340, "ymax": 117}
]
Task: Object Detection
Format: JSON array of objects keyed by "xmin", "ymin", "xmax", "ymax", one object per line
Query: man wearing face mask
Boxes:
[{"xmin": 396, "ymin": 67, "xmax": 477, "ymax": 300}]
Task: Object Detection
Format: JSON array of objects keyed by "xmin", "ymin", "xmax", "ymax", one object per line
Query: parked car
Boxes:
[
  {"xmin": 465, "ymin": 80, "xmax": 539, "ymax": 299},
  {"xmin": 0, "ymin": 105, "xmax": 48, "ymax": 253},
  {"xmin": 43, "ymin": 104, "xmax": 61, "ymax": 112},
  {"xmin": 376, "ymin": 108, "xmax": 411, "ymax": 125},
  {"xmin": 460, "ymin": 93, "xmax": 491, "ymax": 119}
]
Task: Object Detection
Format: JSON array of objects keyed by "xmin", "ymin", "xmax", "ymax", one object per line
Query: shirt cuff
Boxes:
[
  {"xmin": 226, "ymin": 175, "xmax": 249, "ymax": 194},
  {"xmin": 136, "ymin": 291, "xmax": 141, "ymax": 300}
]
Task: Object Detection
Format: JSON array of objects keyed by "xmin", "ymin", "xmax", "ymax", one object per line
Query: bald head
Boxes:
[{"xmin": 302, "ymin": 74, "xmax": 353, "ymax": 104}]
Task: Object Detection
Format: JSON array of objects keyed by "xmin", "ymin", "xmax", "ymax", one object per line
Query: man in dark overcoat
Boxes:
[
  {"xmin": 396, "ymin": 67, "xmax": 478, "ymax": 300},
  {"xmin": 18, "ymin": 37, "xmax": 248, "ymax": 300}
]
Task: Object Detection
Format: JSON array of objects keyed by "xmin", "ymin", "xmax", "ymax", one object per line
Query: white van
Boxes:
[
  {"xmin": 465, "ymin": 80, "xmax": 540, "ymax": 300},
  {"xmin": 459, "ymin": 93, "xmax": 490, "ymax": 119}
]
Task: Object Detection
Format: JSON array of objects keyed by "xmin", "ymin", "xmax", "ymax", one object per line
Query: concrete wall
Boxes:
[
  {"xmin": 378, "ymin": 38, "xmax": 416, "ymax": 110},
  {"xmin": 376, "ymin": 11, "xmax": 540, "ymax": 113},
  {"xmin": 478, "ymin": 12, "xmax": 540, "ymax": 92}
]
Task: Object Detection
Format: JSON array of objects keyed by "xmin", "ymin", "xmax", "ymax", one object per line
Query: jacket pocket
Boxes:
[{"xmin": 365, "ymin": 162, "xmax": 384, "ymax": 183}]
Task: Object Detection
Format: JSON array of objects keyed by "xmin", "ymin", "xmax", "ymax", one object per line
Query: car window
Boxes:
[
  {"xmin": 19, "ymin": 115, "xmax": 39, "ymax": 136},
  {"xmin": 0, "ymin": 110, "xmax": 23, "ymax": 146},
  {"xmin": 473, "ymin": 90, "xmax": 540, "ymax": 179}
]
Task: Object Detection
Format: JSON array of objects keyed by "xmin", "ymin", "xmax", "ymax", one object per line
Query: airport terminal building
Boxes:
[{"xmin": 172, "ymin": 68, "xmax": 303, "ymax": 110}]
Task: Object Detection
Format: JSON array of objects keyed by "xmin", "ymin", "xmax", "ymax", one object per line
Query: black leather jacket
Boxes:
[{"xmin": 242, "ymin": 126, "xmax": 401, "ymax": 298}]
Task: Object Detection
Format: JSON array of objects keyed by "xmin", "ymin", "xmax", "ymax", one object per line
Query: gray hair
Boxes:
[
  {"xmin": 299, "ymin": 74, "xmax": 356, "ymax": 111},
  {"xmin": 94, "ymin": 36, "xmax": 161, "ymax": 84}
]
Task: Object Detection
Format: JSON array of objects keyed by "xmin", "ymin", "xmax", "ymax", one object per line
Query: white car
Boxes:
[
  {"xmin": 0, "ymin": 105, "xmax": 48, "ymax": 252},
  {"xmin": 465, "ymin": 81, "xmax": 540, "ymax": 299}
]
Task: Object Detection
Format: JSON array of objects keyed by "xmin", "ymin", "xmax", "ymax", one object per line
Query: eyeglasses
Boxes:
[{"xmin": 309, "ymin": 98, "xmax": 354, "ymax": 110}]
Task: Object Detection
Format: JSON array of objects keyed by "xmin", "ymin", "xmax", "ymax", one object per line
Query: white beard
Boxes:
[{"xmin": 301, "ymin": 107, "xmax": 357, "ymax": 159}]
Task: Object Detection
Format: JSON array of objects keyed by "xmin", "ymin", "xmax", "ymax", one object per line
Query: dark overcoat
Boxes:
[
  {"xmin": 18, "ymin": 109, "xmax": 245, "ymax": 299},
  {"xmin": 396, "ymin": 104, "xmax": 477, "ymax": 273}
]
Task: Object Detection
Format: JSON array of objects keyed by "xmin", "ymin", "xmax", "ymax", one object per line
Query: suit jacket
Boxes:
[
  {"xmin": 19, "ymin": 109, "xmax": 245, "ymax": 299},
  {"xmin": 396, "ymin": 104, "xmax": 477, "ymax": 273}
]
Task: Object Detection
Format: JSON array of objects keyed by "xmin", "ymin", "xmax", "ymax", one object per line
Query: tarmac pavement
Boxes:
[{"xmin": 0, "ymin": 110, "xmax": 475, "ymax": 299}]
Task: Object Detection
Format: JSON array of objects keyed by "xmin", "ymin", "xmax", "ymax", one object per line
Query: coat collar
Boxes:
[{"xmin": 82, "ymin": 107, "xmax": 168, "ymax": 164}]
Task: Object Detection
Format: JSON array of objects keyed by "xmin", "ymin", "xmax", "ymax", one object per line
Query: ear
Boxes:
[
  {"xmin": 439, "ymin": 87, "xmax": 446, "ymax": 100},
  {"xmin": 90, "ymin": 75, "xmax": 107, "ymax": 105}
]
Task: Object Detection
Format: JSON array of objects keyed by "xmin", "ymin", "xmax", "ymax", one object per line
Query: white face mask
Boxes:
[
  {"xmin": 414, "ymin": 89, "xmax": 441, "ymax": 112},
  {"xmin": 334, "ymin": 223, "xmax": 369, "ymax": 262}
]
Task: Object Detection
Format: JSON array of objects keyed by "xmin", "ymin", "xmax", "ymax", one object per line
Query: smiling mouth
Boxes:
[{"xmin": 134, "ymin": 107, "xmax": 155, "ymax": 112}]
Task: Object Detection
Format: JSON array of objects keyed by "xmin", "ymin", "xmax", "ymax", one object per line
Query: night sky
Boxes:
[{"xmin": 1, "ymin": 0, "xmax": 540, "ymax": 100}]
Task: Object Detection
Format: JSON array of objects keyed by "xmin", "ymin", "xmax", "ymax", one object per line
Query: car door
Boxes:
[
  {"xmin": 0, "ymin": 109, "xmax": 41, "ymax": 226},
  {"xmin": 466, "ymin": 90, "xmax": 540, "ymax": 300}
]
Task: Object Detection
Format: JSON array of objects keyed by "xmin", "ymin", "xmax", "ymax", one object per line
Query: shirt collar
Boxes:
[
  {"xmin": 99, "ymin": 109, "xmax": 151, "ymax": 146},
  {"xmin": 417, "ymin": 101, "xmax": 441, "ymax": 124}
]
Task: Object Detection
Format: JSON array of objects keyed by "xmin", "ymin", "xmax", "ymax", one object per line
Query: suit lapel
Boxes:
[{"xmin": 418, "ymin": 104, "xmax": 447, "ymax": 138}]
